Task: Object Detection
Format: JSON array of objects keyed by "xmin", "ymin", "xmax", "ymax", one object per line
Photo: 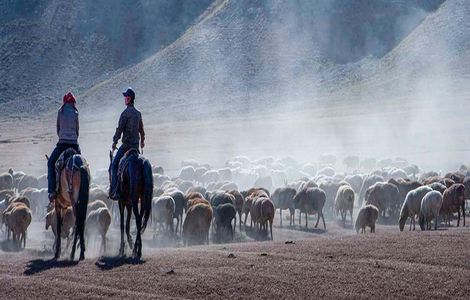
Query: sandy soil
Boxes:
[{"xmin": 0, "ymin": 223, "xmax": 469, "ymax": 299}]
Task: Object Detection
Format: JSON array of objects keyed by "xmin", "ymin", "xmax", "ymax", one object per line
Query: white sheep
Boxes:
[
  {"xmin": 87, "ymin": 200, "xmax": 107, "ymax": 215},
  {"xmin": 335, "ymin": 185, "xmax": 355, "ymax": 225},
  {"xmin": 85, "ymin": 207, "xmax": 111, "ymax": 253},
  {"xmin": 355, "ymin": 204, "xmax": 379, "ymax": 234},
  {"xmin": 399, "ymin": 186, "xmax": 433, "ymax": 231},
  {"xmin": 419, "ymin": 190, "xmax": 443, "ymax": 230}
]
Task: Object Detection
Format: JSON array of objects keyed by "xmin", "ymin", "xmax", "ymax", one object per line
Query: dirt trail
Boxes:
[{"xmin": 0, "ymin": 227, "xmax": 469, "ymax": 299}]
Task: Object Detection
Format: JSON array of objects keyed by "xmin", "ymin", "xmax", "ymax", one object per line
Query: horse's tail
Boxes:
[
  {"xmin": 141, "ymin": 159, "xmax": 153, "ymax": 234},
  {"xmin": 77, "ymin": 164, "xmax": 90, "ymax": 223}
]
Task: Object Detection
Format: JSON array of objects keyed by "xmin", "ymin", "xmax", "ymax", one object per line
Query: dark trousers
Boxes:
[
  {"xmin": 110, "ymin": 145, "xmax": 130, "ymax": 195},
  {"xmin": 47, "ymin": 143, "xmax": 81, "ymax": 194}
]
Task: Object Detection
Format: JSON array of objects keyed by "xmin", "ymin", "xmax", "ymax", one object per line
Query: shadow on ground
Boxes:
[
  {"xmin": 95, "ymin": 256, "xmax": 145, "ymax": 271},
  {"xmin": 24, "ymin": 259, "xmax": 79, "ymax": 275}
]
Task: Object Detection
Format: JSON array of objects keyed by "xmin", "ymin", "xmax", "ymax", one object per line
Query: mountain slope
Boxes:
[
  {"xmin": 0, "ymin": 0, "xmax": 213, "ymax": 113},
  {"xmin": 78, "ymin": 0, "xmax": 443, "ymax": 120},
  {"xmin": 340, "ymin": 0, "xmax": 470, "ymax": 100}
]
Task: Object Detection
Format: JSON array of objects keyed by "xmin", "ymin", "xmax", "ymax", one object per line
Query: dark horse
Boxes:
[
  {"xmin": 54, "ymin": 150, "xmax": 90, "ymax": 260},
  {"xmin": 109, "ymin": 149, "xmax": 153, "ymax": 258}
]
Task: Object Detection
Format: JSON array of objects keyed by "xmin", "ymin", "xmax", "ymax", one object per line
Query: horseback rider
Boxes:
[
  {"xmin": 47, "ymin": 92, "xmax": 81, "ymax": 202},
  {"xmin": 109, "ymin": 87, "xmax": 145, "ymax": 200}
]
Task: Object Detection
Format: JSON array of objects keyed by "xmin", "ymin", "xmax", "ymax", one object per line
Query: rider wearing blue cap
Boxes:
[{"xmin": 109, "ymin": 87, "xmax": 145, "ymax": 200}]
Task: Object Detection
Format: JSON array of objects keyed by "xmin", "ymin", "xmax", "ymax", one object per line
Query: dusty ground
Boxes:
[
  {"xmin": 0, "ymin": 223, "xmax": 469, "ymax": 299},
  {"xmin": 2, "ymin": 97, "xmax": 470, "ymax": 178}
]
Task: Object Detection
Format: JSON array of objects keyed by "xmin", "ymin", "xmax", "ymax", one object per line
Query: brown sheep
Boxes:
[
  {"xmin": 423, "ymin": 176, "xmax": 442, "ymax": 185},
  {"xmin": 242, "ymin": 188, "xmax": 269, "ymax": 227},
  {"xmin": 249, "ymin": 197, "xmax": 263, "ymax": 230},
  {"xmin": 271, "ymin": 187, "xmax": 296, "ymax": 227},
  {"xmin": 183, "ymin": 203, "xmax": 213, "ymax": 246},
  {"xmin": 258, "ymin": 198, "xmax": 274, "ymax": 240},
  {"xmin": 444, "ymin": 172, "xmax": 465, "ymax": 184},
  {"xmin": 186, "ymin": 197, "xmax": 210, "ymax": 210},
  {"xmin": 293, "ymin": 187, "xmax": 326, "ymax": 229},
  {"xmin": 388, "ymin": 178, "xmax": 422, "ymax": 204},
  {"xmin": 3, "ymin": 203, "xmax": 32, "ymax": 248},
  {"xmin": 10, "ymin": 196, "xmax": 31, "ymax": 209},
  {"xmin": 228, "ymin": 190, "xmax": 244, "ymax": 231},
  {"xmin": 46, "ymin": 207, "xmax": 75, "ymax": 251},
  {"xmin": 186, "ymin": 191, "xmax": 205, "ymax": 201},
  {"xmin": 242, "ymin": 187, "xmax": 270, "ymax": 199},
  {"xmin": 440, "ymin": 184, "xmax": 465, "ymax": 227},
  {"xmin": 365, "ymin": 182, "xmax": 400, "ymax": 218},
  {"xmin": 355, "ymin": 205, "xmax": 379, "ymax": 233}
]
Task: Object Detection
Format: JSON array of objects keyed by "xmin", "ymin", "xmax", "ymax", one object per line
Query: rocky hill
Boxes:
[
  {"xmin": 0, "ymin": 0, "xmax": 445, "ymax": 119},
  {"xmin": 0, "ymin": 0, "xmax": 213, "ymax": 114},
  {"xmin": 79, "ymin": 0, "xmax": 445, "ymax": 121}
]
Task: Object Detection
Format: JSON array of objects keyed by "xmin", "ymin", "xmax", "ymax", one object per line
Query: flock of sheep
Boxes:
[{"xmin": 0, "ymin": 154, "xmax": 468, "ymax": 254}]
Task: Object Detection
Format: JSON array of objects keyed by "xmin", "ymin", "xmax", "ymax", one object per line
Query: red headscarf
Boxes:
[
  {"xmin": 61, "ymin": 92, "xmax": 77, "ymax": 112},
  {"xmin": 63, "ymin": 92, "xmax": 76, "ymax": 104}
]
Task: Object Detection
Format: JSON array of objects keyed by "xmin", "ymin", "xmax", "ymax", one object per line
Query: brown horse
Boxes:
[
  {"xmin": 109, "ymin": 149, "xmax": 153, "ymax": 258},
  {"xmin": 54, "ymin": 151, "xmax": 90, "ymax": 260}
]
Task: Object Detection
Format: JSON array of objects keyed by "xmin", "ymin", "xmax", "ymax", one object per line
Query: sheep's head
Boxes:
[{"xmin": 398, "ymin": 214, "xmax": 407, "ymax": 232}]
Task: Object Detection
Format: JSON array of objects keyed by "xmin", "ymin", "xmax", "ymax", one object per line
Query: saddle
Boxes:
[
  {"xmin": 117, "ymin": 148, "xmax": 140, "ymax": 182},
  {"xmin": 54, "ymin": 148, "xmax": 78, "ymax": 194}
]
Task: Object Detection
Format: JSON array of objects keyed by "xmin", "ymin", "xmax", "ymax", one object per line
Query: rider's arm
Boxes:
[
  {"xmin": 56, "ymin": 111, "xmax": 60, "ymax": 137},
  {"xmin": 113, "ymin": 112, "xmax": 126, "ymax": 144},
  {"xmin": 76, "ymin": 111, "xmax": 79, "ymax": 137},
  {"xmin": 139, "ymin": 115, "xmax": 145, "ymax": 144}
]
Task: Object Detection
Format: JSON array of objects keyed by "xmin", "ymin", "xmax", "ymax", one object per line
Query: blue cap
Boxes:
[{"xmin": 122, "ymin": 87, "xmax": 135, "ymax": 100}]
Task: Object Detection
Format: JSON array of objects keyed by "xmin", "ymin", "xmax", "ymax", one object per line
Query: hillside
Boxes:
[
  {"xmin": 69, "ymin": 0, "xmax": 444, "ymax": 120},
  {"xmin": 339, "ymin": 0, "xmax": 470, "ymax": 100},
  {"xmin": 0, "ymin": 0, "xmax": 213, "ymax": 114}
]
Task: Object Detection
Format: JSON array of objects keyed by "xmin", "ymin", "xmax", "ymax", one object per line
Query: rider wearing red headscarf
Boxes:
[{"xmin": 47, "ymin": 92, "xmax": 81, "ymax": 202}]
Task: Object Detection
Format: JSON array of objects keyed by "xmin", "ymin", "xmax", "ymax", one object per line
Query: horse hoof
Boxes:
[{"xmin": 79, "ymin": 254, "xmax": 85, "ymax": 261}]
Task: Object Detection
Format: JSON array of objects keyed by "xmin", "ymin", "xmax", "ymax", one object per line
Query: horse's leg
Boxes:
[
  {"xmin": 270, "ymin": 219, "xmax": 273, "ymax": 240},
  {"xmin": 55, "ymin": 209, "xmax": 62, "ymax": 259},
  {"xmin": 79, "ymin": 218, "xmax": 86, "ymax": 261},
  {"xmin": 70, "ymin": 221, "xmax": 78, "ymax": 261},
  {"xmin": 119, "ymin": 200, "xmax": 125, "ymax": 256},
  {"xmin": 175, "ymin": 215, "xmax": 179, "ymax": 234},
  {"xmin": 132, "ymin": 199, "xmax": 142, "ymax": 258},
  {"xmin": 315, "ymin": 212, "xmax": 321, "ymax": 228},
  {"xmin": 126, "ymin": 205, "xmax": 133, "ymax": 251},
  {"xmin": 101, "ymin": 233, "xmax": 106, "ymax": 254}
]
